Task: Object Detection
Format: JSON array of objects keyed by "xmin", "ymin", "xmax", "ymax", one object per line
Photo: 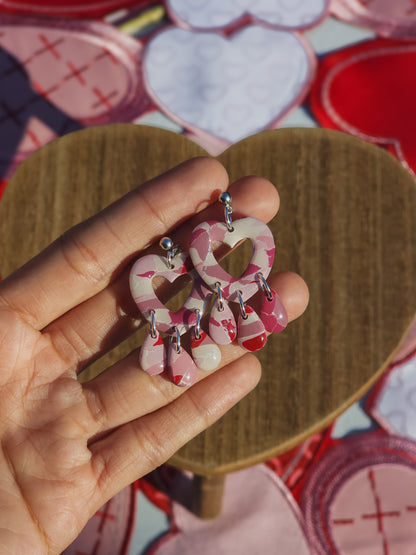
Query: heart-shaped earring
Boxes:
[
  {"xmin": 130, "ymin": 237, "xmax": 221, "ymax": 387},
  {"xmin": 130, "ymin": 191, "xmax": 287, "ymax": 386},
  {"xmin": 189, "ymin": 192, "xmax": 288, "ymax": 352}
]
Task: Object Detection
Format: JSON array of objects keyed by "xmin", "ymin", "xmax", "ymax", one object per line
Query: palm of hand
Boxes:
[{"xmin": 0, "ymin": 310, "xmax": 101, "ymax": 554}]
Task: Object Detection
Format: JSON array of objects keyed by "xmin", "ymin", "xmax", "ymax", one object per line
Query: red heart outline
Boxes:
[
  {"xmin": 0, "ymin": 0, "xmax": 152, "ymax": 19},
  {"xmin": 309, "ymin": 38, "xmax": 416, "ymax": 176}
]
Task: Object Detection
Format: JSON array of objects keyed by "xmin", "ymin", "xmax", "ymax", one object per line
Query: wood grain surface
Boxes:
[{"xmin": 1, "ymin": 124, "xmax": 415, "ymax": 475}]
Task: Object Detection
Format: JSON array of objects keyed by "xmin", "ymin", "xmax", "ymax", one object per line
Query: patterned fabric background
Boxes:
[{"xmin": 1, "ymin": 1, "xmax": 415, "ymax": 553}]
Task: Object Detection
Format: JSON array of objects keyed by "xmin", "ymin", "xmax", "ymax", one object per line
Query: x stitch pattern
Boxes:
[
  {"xmin": 0, "ymin": 17, "xmax": 150, "ymax": 180},
  {"xmin": 301, "ymin": 434, "xmax": 416, "ymax": 555},
  {"xmin": 0, "ymin": 31, "xmax": 121, "ymax": 122}
]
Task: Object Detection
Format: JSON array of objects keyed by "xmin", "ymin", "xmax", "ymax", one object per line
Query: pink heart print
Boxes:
[
  {"xmin": 166, "ymin": 0, "xmax": 329, "ymax": 30},
  {"xmin": 143, "ymin": 25, "xmax": 315, "ymax": 153}
]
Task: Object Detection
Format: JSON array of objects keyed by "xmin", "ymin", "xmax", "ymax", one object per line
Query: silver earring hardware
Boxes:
[
  {"xmin": 149, "ymin": 309, "xmax": 157, "ymax": 339},
  {"xmin": 237, "ymin": 290, "xmax": 247, "ymax": 320},
  {"xmin": 170, "ymin": 326, "xmax": 181, "ymax": 354},
  {"xmin": 194, "ymin": 309, "xmax": 201, "ymax": 340},
  {"xmin": 215, "ymin": 281, "xmax": 224, "ymax": 311},
  {"xmin": 160, "ymin": 236, "xmax": 182, "ymax": 269},
  {"xmin": 219, "ymin": 191, "xmax": 234, "ymax": 232},
  {"xmin": 257, "ymin": 273, "xmax": 273, "ymax": 302}
]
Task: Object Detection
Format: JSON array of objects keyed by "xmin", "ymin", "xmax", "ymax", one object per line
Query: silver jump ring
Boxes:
[
  {"xmin": 167, "ymin": 245, "xmax": 182, "ymax": 269},
  {"xmin": 171, "ymin": 245, "xmax": 181, "ymax": 258},
  {"xmin": 237, "ymin": 290, "xmax": 247, "ymax": 320},
  {"xmin": 216, "ymin": 282, "xmax": 224, "ymax": 311},
  {"xmin": 195, "ymin": 309, "xmax": 201, "ymax": 340},
  {"xmin": 167, "ymin": 250, "xmax": 174, "ymax": 269},
  {"xmin": 170, "ymin": 326, "xmax": 181, "ymax": 354},
  {"xmin": 224, "ymin": 204, "xmax": 234, "ymax": 232},
  {"xmin": 219, "ymin": 192, "xmax": 234, "ymax": 232},
  {"xmin": 160, "ymin": 237, "xmax": 182, "ymax": 269},
  {"xmin": 149, "ymin": 309, "xmax": 157, "ymax": 338},
  {"xmin": 257, "ymin": 273, "xmax": 273, "ymax": 301}
]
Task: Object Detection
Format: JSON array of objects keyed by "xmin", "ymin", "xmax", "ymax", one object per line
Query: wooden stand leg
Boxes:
[{"xmin": 191, "ymin": 474, "xmax": 226, "ymax": 519}]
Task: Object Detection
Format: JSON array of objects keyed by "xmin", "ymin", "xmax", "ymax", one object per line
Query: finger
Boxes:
[
  {"xmin": 44, "ymin": 176, "xmax": 280, "ymax": 374},
  {"xmin": 272, "ymin": 271, "xmax": 310, "ymax": 321},
  {"xmin": 0, "ymin": 157, "xmax": 229, "ymax": 330},
  {"xmin": 89, "ymin": 353, "xmax": 261, "ymax": 504},
  {"xmin": 82, "ymin": 269, "xmax": 308, "ymax": 437}
]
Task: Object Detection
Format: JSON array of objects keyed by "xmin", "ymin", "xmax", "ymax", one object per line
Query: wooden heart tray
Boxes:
[{"xmin": 1, "ymin": 125, "xmax": 415, "ymax": 475}]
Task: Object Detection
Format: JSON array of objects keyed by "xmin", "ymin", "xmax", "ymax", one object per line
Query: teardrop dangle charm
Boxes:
[
  {"xmin": 191, "ymin": 330, "xmax": 221, "ymax": 371},
  {"xmin": 139, "ymin": 329, "xmax": 166, "ymax": 375},
  {"xmin": 168, "ymin": 329, "xmax": 198, "ymax": 387},
  {"xmin": 209, "ymin": 297, "xmax": 237, "ymax": 345},
  {"xmin": 260, "ymin": 288, "xmax": 288, "ymax": 333},
  {"xmin": 238, "ymin": 305, "xmax": 267, "ymax": 352}
]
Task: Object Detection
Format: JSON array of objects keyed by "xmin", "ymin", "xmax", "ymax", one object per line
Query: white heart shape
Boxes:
[
  {"xmin": 144, "ymin": 26, "xmax": 314, "ymax": 147},
  {"xmin": 369, "ymin": 354, "xmax": 416, "ymax": 440},
  {"xmin": 166, "ymin": 0, "xmax": 329, "ymax": 30}
]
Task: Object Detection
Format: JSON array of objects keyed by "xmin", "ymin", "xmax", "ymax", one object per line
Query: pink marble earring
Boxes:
[
  {"xmin": 189, "ymin": 192, "xmax": 288, "ymax": 352},
  {"xmin": 130, "ymin": 192, "xmax": 287, "ymax": 387},
  {"xmin": 129, "ymin": 238, "xmax": 221, "ymax": 387}
]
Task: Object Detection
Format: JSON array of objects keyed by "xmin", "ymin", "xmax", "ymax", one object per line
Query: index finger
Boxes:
[{"xmin": 0, "ymin": 157, "xmax": 228, "ymax": 330}]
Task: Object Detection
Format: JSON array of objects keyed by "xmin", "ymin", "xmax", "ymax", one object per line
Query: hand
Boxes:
[{"xmin": 0, "ymin": 158, "xmax": 308, "ymax": 554}]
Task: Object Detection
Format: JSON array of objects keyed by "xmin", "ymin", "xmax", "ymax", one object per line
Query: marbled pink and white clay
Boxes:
[
  {"xmin": 191, "ymin": 331, "xmax": 221, "ymax": 371},
  {"xmin": 189, "ymin": 215, "xmax": 287, "ymax": 351},
  {"xmin": 260, "ymin": 289, "xmax": 288, "ymax": 333},
  {"xmin": 139, "ymin": 331, "xmax": 166, "ymax": 375},
  {"xmin": 130, "ymin": 251, "xmax": 219, "ymax": 384},
  {"xmin": 167, "ymin": 342, "xmax": 199, "ymax": 387},
  {"xmin": 237, "ymin": 305, "xmax": 267, "ymax": 352},
  {"xmin": 131, "ymin": 213, "xmax": 286, "ymax": 379},
  {"xmin": 130, "ymin": 252, "xmax": 213, "ymax": 334},
  {"xmin": 209, "ymin": 298, "xmax": 237, "ymax": 345},
  {"xmin": 189, "ymin": 217, "xmax": 275, "ymax": 303}
]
